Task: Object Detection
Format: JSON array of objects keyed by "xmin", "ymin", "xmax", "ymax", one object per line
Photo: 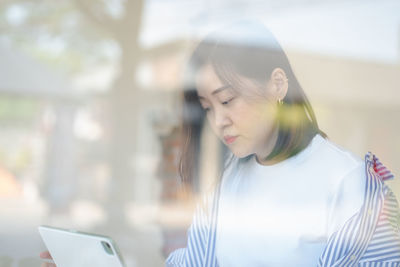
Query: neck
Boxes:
[{"xmin": 255, "ymin": 125, "xmax": 280, "ymax": 166}]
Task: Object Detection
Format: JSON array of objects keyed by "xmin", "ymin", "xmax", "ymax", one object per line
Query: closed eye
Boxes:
[{"xmin": 222, "ymin": 97, "xmax": 234, "ymax": 105}]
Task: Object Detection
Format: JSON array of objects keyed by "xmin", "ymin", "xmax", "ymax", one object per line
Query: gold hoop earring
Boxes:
[{"xmin": 278, "ymin": 98, "xmax": 283, "ymax": 105}]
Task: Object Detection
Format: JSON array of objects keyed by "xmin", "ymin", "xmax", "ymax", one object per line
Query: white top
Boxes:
[{"xmin": 216, "ymin": 134, "xmax": 365, "ymax": 267}]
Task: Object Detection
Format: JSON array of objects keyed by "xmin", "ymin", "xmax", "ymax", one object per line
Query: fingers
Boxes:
[
  {"xmin": 40, "ymin": 251, "xmax": 56, "ymax": 267},
  {"xmin": 39, "ymin": 251, "xmax": 53, "ymax": 259}
]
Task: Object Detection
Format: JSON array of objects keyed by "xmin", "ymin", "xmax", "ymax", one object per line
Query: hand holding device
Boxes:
[{"xmin": 38, "ymin": 225, "xmax": 125, "ymax": 267}]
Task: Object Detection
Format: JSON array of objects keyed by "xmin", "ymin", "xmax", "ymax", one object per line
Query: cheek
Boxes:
[{"xmin": 234, "ymin": 102, "xmax": 277, "ymax": 132}]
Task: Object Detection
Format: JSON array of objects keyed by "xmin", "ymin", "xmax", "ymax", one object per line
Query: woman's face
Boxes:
[{"xmin": 196, "ymin": 64, "xmax": 280, "ymax": 160}]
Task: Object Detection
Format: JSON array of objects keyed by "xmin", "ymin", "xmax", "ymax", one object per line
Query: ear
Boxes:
[{"xmin": 269, "ymin": 68, "xmax": 288, "ymax": 101}]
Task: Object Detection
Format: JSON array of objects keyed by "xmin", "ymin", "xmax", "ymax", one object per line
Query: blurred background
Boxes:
[{"xmin": 0, "ymin": 0, "xmax": 399, "ymax": 266}]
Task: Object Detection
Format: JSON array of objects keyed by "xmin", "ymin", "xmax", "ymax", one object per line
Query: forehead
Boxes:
[
  {"xmin": 195, "ymin": 63, "xmax": 267, "ymax": 100},
  {"xmin": 195, "ymin": 64, "xmax": 224, "ymax": 96}
]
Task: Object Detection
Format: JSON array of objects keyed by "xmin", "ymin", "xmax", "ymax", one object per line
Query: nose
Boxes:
[{"xmin": 213, "ymin": 107, "xmax": 231, "ymax": 129}]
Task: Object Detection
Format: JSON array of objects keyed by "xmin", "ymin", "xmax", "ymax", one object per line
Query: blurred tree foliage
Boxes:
[
  {"xmin": 0, "ymin": 0, "xmax": 121, "ymax": 74},
  {"xmin": 0, "ymin": 0, "xmax": 146, "ymax": 224},
  {"xmin": 0, "ymin": 96, "xmax": 39, "ymax": 123}
]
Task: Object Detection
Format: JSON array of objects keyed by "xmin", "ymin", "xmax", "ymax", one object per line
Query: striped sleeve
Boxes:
[
  {"xmin": 358, "ymin": 185, "xmax": 400, "ymax": 264},
  {"xmin": 357, "ymin": 154, "xmax": 400, "ymax": 265},
  {"xmin": 166, "ymin": 190, "xmax": 219, "ymax": 267},
  {"xmin": 318, "ymin": 152, "xmax": 400, "ymax": 267}
]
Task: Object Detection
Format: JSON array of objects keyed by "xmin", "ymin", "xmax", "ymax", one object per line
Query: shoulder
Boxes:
[
  {"xmin": 311, "ymin": 136, "xmax": 364, "ymax": 188},
  {"xmin": 317, "ymin": 136, "xmax": 363, "ymax": 168},
  {"xmin": 330, "ymin": 161, "xmax": 365, "ymax": 203},
  {"xmin": 318, "ymin": 137, "xmax": 366, "ymax": 196}
]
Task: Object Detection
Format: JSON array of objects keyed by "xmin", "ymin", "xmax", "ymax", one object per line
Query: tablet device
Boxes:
[{"xmin": 38, "ymin": 225, "xmax": 126, "ymax": 267}]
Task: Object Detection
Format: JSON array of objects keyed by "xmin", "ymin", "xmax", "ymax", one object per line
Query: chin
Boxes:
[{"xmin": 230, "ymin": 148, "xmax": 252, "ymax": 159}]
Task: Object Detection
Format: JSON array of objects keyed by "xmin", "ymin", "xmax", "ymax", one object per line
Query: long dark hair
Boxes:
[{"xmin": 179, "ymin": 20, "xmax": 327, "ymax": 187}]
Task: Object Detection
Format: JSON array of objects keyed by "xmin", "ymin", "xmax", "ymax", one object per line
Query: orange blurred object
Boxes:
[{"xmin": 0, "ymin": 166, "xmax": 22, "ymax": 197}]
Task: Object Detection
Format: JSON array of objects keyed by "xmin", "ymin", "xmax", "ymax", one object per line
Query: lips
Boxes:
[{"xmin": 224, "ymin": 135, "xmax": 237, "ymax": 144}]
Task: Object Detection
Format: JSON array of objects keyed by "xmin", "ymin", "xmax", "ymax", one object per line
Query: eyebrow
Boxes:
[{"xmin": 198, "ymin": 85, "xmax": 231, "ymax": 99}]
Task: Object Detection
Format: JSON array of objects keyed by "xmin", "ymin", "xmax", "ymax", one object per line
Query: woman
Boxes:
[
  {"xmin": 166, "ymin": 21, "xmax": 400, "ymax": 266},
  {"xmin": 41, "ymin": 21, "xmax": 399, "ymax": 266}
]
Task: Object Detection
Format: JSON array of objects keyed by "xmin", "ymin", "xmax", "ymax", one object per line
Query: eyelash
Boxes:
[
  {"xmin": 222, "ymin": 98, "xmax": 233, "ymax": 105},
  {"xmin": 202, "ymin": 98, "xmax": 234, "ymax": 112},
  {"xmin": 222, "ymin": 97, "xmax": 235, "ymax": 106}
]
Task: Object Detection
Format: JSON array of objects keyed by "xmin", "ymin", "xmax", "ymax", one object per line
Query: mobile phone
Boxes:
[{"xmin": 38, "ymin": 225, "xmax": 126, "ymax": 267}]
